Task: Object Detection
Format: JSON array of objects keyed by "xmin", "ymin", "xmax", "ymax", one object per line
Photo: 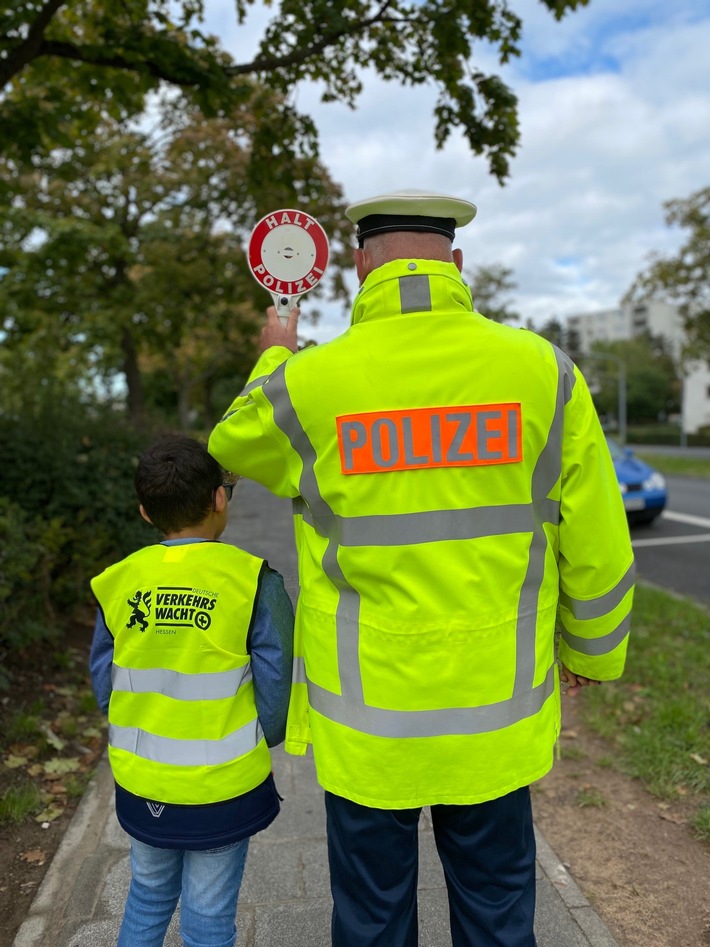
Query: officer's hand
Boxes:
[
  {"xmin": 560, "ymin": 664, "xmax": 602, "ymax": 697},
  {"xmin": 258, "ymin": 305, "xmax": 300, "ymax": 354}
]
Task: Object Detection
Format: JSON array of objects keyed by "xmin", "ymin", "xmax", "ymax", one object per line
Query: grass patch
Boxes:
[
  {"xmin": 5, "ymin": 708, "xmax": 44, "ymax": 743},
  {"xmin": 0, "ymin": 780, "xmax": 41, "ymax": 825},
  {"xmin": 559, "ymin": 744, "xmax": 587, "ymax": 761},
  {"xmin": 691, "ymin": 805, "xmax": 710, "ymax": 843},
  {"xmin": 580, "ymin": 585, "xmax": 710, "ymax": 813},
  {"xmin": 576, "ymin": 787, "xmax": 607, "ymax": 808},
  {"xmin": 631, "ymin": 451, "xmax": 710, "ymax": 479}
]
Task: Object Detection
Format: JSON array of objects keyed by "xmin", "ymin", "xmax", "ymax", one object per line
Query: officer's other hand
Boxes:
[
  {"xmin": 258, "ymin": 305, "xmax": 300, "ymax": 354},
  {"xmin": 560, "ymin": 664, "xmax": 601, "ymax": 697}
]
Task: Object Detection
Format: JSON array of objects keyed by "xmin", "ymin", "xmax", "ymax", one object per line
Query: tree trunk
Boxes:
[
  {"xmin": 120, "ymin": 327, "xmax": 145, "ymax": 426},
  {"xmin": 177, "ymin": 379, "xmax": 192, "ymax": 431},
  {"xmin": 203, "ymin": 379, "xmax": 214, "ymax": 428}
]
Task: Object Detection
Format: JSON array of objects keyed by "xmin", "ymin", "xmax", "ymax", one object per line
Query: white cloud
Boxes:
[{"xmin": 206, "ymin": 2, "xmax": 710, "ymax": 340}]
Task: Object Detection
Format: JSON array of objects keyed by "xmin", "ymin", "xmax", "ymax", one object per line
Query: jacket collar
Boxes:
[{"xmin": 351, "ymin": 259, "xmax": 474, "ymax": 326}]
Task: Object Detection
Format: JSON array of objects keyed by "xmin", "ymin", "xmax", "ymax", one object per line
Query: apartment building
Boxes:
[{"xmin": 566, "ymin": 301, "xmax": 710, "ymax": 435}]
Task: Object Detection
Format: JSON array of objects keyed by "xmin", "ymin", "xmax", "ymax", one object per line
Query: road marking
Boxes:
[
  {"xmin": 632, "ymin": 533, "xmax": 710, "ymax": 548},
  {"xmin": 662, "ymin": 510, "xmax": 710, "ymax": 528}
]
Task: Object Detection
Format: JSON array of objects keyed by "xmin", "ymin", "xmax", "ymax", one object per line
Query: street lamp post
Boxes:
[{"xmin": 584, "ymin": 352, "xmax": 627, "ymax": 444}]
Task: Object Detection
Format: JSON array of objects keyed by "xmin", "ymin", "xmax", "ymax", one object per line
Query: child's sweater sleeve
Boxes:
[
  {"xmin": 250, "ymin": 567, "xmax": 295, "ymax": 747},
  {"xmin": 89, "ymin": 608, "xmax": 114, "ymax": 714}
]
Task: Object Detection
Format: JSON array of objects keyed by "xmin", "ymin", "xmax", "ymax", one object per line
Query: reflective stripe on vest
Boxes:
[
  {"xmin": 264, "ymin": 342, "xmax": 579, "ymax": 736},
  {"xmin": 111, "ymin": 664, "xmax": 254, "ymax": 702},
  {"xmin": 109, "ymin": 718, "xmax": 264, "ymax": 766}
]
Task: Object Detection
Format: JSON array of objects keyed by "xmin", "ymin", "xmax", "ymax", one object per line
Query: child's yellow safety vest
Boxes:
[{"xmin": 91, "ymin": 542, "xmax": 271, "ymax": 805}]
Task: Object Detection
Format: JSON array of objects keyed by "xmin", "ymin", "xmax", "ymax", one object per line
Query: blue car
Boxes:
[{"xmin": 605, "ymin": 436, "xmax": 667, "ymax": 525}]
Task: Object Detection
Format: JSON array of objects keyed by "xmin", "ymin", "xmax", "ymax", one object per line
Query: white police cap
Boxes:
[{"xmin": 345, "ymin": 189, "xmax": 477, "ymax": 245}]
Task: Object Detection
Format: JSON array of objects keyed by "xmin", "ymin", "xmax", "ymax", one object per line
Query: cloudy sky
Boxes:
[{"xmin": 207, "ymin": 0, "xmax": 710, "ymax": 342}]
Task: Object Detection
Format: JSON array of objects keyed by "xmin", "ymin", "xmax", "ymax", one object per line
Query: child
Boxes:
[{"xmin": 90, "ymin": 435, "xmax": 294, "ymax": 947}]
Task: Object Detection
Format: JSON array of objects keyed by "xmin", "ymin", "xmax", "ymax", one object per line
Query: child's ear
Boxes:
[
  {"xmin": 139, "ymin": 504, "xmax": 153, "ymax": 525},
  {"xmin": 213, "ymin": 485, "xmax": 228, "ymax": 515}
]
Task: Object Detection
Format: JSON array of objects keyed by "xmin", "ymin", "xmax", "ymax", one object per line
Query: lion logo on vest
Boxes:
[{"xmin": 126, "ymin": 590, "xmax": 152, "ymax": 632}]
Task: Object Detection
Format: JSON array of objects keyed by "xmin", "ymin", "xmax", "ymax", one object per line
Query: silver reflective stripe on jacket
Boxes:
[
  {"xmin": 560, "ymin": 561, "xmax": 636, "ymax": 620},
  {"xmin": 513, "ymin": 346, "xmax": 574, "ymax": 695},
  {"xmin": 219, "ymin": 375, "xmax": 271, "ymax": 421},
  {"xmin": 263, "ymin": 344, "xmax": 576, "ymax": 738},
  {"xmin": 561, "ymin": 613, "xmax": 631, "ymax": 656},
  {"xmin": 109, "ymin": 718, "xmax": 264, "ymax": 766},
  {"xmin": 111, "ymin": 664, "xmax": 253, "ymax": 702}
]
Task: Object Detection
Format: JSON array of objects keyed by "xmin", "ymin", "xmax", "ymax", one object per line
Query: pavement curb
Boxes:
[
  {"xmin": 534, "ymin": 828, "xmax": 622, "ymax": 947},
  {"xmin": 12, "ymin": 757, "xmax": 115, "ymax": 947}
]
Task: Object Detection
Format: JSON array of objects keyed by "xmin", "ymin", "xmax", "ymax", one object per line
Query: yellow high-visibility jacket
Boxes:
[
  {"xmin": 91, "ymin": 542, "xmax": 271, "ymax": 805},
  {"xmin": 209, "ymin": 259, "xmax": 634, "ymax": 809}
]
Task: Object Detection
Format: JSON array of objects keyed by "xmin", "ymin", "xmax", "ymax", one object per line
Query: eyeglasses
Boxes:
[{"xmin": 222, "ymin": 482, "xmax": 235, "ymax": 502}]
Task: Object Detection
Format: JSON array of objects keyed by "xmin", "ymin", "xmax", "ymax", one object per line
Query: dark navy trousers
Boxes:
[{"xmin": 325, "ymin": 786, "xmax": 537, "ymax": 947}]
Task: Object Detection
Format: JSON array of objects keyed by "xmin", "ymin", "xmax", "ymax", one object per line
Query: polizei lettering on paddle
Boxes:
[
  {"xmin": 248, "ymin": 210, "xmax": 329, "ymax": 296},
  {"xmin": 336, "ymin": 403, "xmax": 523, "ymax": 475}
]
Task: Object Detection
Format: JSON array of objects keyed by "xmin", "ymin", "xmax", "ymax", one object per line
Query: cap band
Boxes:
[{"xmin": 356, "ymin": 214, "xmax": 456, "ymax": 247}]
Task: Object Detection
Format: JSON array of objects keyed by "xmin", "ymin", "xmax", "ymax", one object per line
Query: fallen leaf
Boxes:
[
  {"xmin": 42, "ymin": 758, "xmax": 81, "ymax": 776},
  {"xmin": 659, "ymin": 811, "xmax": 686, "ymax": 825},
  {"xmin": 39, "ymin": 723, "xmax": 65, "ymax": 752},
  {"xmin": 9, "ymin": 743, "xmax": 40, "ymax": 759},
  {"xmin": 81, "ymin": 727, "xmax": 103, "ymax": 739},
  {"xmin": 689, "ymin": 752, "xmax": 708, "ymax": 766},
  {"xmin": 4, "ymin": 755, "xmax": 29, "ymax": 769},
  {"xmin": 19, "ymin": 849, "xmax": 46, "ymax": 865},
  {"xmin": 35, "ymin": 804, "xmax": 64, "ymax": 823}
]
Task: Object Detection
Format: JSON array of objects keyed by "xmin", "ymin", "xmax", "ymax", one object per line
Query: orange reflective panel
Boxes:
[{"xmin": 336, "ymin": 404, "xmax": 523, "ymax": 475}]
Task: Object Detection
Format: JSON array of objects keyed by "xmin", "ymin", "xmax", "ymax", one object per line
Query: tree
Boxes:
[
  {"xmin": 584, "ymin": 337, "xmax": 680, "ymax": 426},
  {"xmin": 468, "ymin": 263, "xmax": 519, "ymax": 323},
  {"xmin": 2, "ymin": 0, "xmax": 591, "ymax": 182},
  {"xmin": 533, "ymin": 317, "xmax": 582, "ymax": 359},
  {"xmin": 0, "ymin": 91, "xmax": 350, "ymax": 426},
  {"xmin": 625, "ymin": 186, "xmax": 710, "ymax": 365},
  {"xmin": 534, "ymin": 317, "xmax": 564, "ymax": 347}
]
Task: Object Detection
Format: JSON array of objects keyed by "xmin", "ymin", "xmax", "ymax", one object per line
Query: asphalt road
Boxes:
[{"xmin": 630, "ymin": 473, "xmax": 710, "ymax": 604}]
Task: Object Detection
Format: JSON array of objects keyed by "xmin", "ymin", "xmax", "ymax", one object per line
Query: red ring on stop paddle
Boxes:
[{"xmin": 248, "ymin": 209, "xmax": 329, "ymax": 297}]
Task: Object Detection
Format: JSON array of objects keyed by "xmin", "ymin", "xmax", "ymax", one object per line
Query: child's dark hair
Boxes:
[{"xmin": 135, "ymin": 436, "xmax": 223, "ymax": 535}]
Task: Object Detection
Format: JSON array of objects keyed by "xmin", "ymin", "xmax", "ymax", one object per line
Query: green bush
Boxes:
[
  {"xmin": 0, "ymin": 499, "xmax": 52, "ymax": 679},
  {"xmin": 626, "ymin": 424, "xmax": 710, "ymax": 447},
  {"xmin": 0, "ymin": 400, "xmax": 157, "ymax": 658}
]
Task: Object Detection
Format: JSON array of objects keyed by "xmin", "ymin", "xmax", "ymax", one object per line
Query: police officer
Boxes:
[{"xmin": 209, "ymin": 189, "xmax": 634, "ymax": 947}]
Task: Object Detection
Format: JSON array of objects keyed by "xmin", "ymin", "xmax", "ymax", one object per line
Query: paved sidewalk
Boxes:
[{"xmin": 13, "ymin": 480, "xmax": 622, "ymax": 947}]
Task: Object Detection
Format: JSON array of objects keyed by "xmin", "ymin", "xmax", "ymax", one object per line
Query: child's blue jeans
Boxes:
[{"xmin": 117, "ymin": 837, "xmax": 249, "ymax": 947}]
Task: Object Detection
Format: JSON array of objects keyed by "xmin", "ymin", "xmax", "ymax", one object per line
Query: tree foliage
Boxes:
[
  {"xmin": 625, "ymin": 186, "xmax": 710, "ymax": 366},
  {"xmin": 585, "ymin": 337, "xmax": 680, "ymax": 426},
  {"xmin": 533, "ymin": 317, "xmax": 582, "ymax": 359},
  {"xmin": 468, "ymin": 263, "xmax": 519, "ymax": 323},
  {"xmin": 2, "ymin": 0, "xmax": 591, "ymax": 183},
  {"xmin": 0, "ymin": 91, "xmax": 351, "ymax": 427}
]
